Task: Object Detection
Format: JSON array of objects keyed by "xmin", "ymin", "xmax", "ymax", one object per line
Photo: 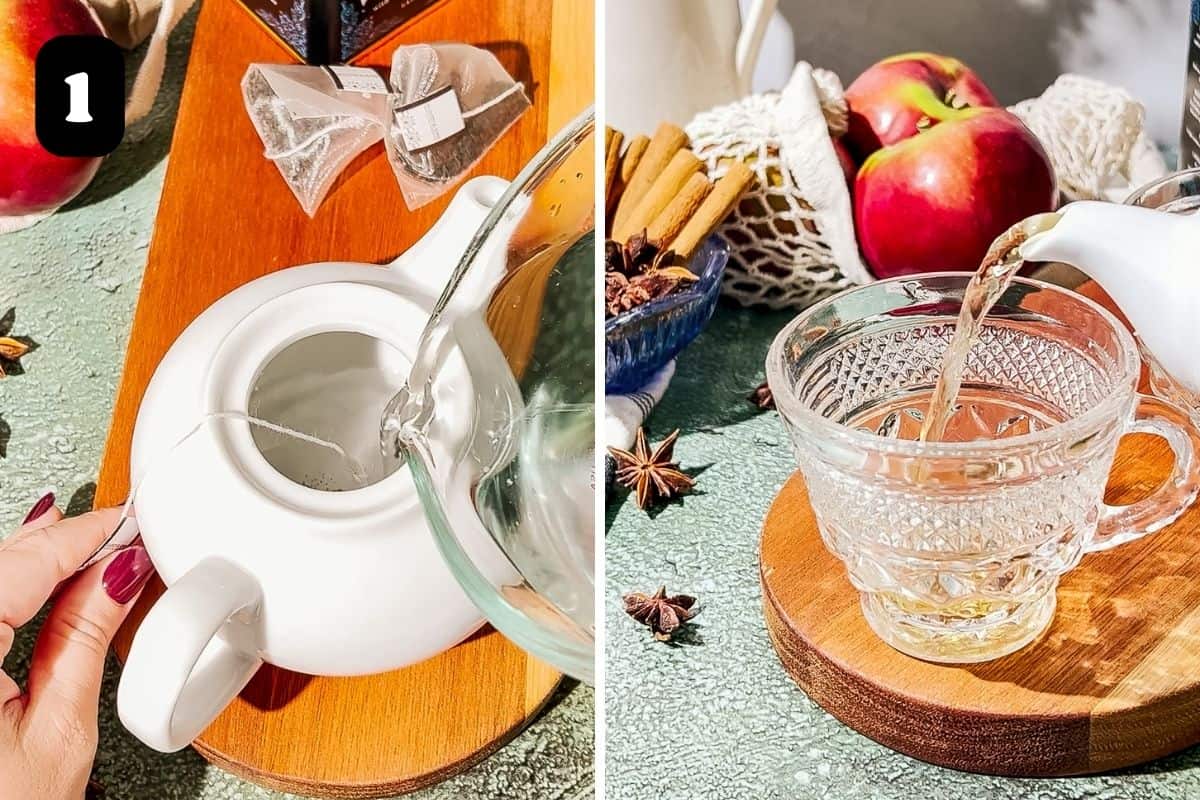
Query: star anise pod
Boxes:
[
  {"xmin": 605, "ymin": 270, "xmax": 630, "ymax": 317},
  {"xmin": 605, "ymin": 267, "xmax": 698, "ymax": 319},
  {"xmin": 0, "ymin": 337, "xmax": 30, "ymax": 378},
  {"xmin": 606, "ymin": 230, "xmax": 680, "ymax": 277},
  {"xmin": 604, "ymin": 231, "xmax": 697, "ymax": 318},
  {"xmin": 604, "ymin": 238, "xmax": 626, "ymax": 274},
  {"xmin": 607, "ymin": 427, "xmax": 694, "ymax": 509},
  {"xmin": 748, "ymin": 380, "xmax": 774, "ymax": 410},
  {"xmin": 620, "ymin": 230, "xmax": 661, "ymax": 275},
  {"xmin": 623, "ymin": 586, "xmax": 698, "ymax": 641}
]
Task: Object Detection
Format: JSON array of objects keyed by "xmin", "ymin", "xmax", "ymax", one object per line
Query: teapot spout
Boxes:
[
  {"xmin": 1021, "ymin": 200, "xmax": 1200, "ymax": 392},
  {"xmin": 388, "ymin": 176, "xmax": 511, "ymax": 304}
]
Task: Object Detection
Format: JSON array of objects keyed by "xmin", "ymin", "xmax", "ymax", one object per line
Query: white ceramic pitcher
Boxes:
[
  {"xmin": 1021, "ymin": 198, "xmax": 1200, "ymax": 395},
  {"xmin": 604, "ymin": 0, "xmax": 779, "ymax": 134}
]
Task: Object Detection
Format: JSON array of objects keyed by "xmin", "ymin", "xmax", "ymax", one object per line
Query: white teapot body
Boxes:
[{"xmin": 117, "ymin": 177, "xmax": 519, "ymax": 753}]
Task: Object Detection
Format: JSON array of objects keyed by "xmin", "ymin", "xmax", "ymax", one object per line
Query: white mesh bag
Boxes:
[
  {"xmin": 1009, "ymin": 74, "xmax": 1167, "ymax": 203},
  {"xmin": 686, "ymin": 62, "xmax": 869, "ymax": 309}
]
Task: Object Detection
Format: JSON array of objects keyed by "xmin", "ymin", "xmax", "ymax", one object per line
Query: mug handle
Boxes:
[
  {"xmin": 1090, "ymin": 394, "xmax": 1200, "ymax": 552},
  {"xmin": 117, "ymin": 557, "xmax": 264, "ymax": 753}
]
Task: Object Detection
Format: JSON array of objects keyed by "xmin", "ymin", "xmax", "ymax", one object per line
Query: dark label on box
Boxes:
[
  {"xmin": 239, "ymin": 0, "xmax": 449, "ymax": 64},
  {"xmin": 1183, "ymin": 0, "xmax": 1200, "ymax": 168}
]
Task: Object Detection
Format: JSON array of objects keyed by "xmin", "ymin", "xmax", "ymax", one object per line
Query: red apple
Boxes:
[
  {"xmin": 854, "ymin": 105, "xmax": 1056, "ymax": 277},
  {"xmin": 844, "ymin": 52, "xmax": 998, "ymax": 161},
  {"xmin": 833, "ymin": 138, "xmax": 857, "ymax": 189},
  {"xmin": 0, "ymin": 0, "xmax": 105, "ymax": 231}
]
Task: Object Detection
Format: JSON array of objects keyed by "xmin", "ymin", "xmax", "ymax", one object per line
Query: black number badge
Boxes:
[{"xmin": 35, "ymin": 35, "xmax": 124, "ymax": 158}]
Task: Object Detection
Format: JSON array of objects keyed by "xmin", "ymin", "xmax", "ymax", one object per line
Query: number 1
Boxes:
[{"xmin": 64, "ymin": 72, "xmax": 92, "ymax": 123}]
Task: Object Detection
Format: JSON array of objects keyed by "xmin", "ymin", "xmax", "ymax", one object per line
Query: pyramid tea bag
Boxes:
[
  {"xmin": 242, "ymin": 64, "xmax": 391, "ymax": 216},
  {"xmin": 385, "ymin": 43, "xmax": 531, "ymax": 209}
]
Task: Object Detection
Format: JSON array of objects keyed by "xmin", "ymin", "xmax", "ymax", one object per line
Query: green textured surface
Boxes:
[
  {"xmin": 603, "ymin": 302, "xmax": 1200, "ymax": 800},
  {"xmin": 0, "ymin": 15, "xmax": 593, "ymax": 800}
]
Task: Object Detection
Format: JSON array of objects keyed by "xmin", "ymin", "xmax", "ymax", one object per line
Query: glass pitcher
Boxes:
[{"xmin": 388, "ymin": 109, "xmax": 596, "ymax": 682}]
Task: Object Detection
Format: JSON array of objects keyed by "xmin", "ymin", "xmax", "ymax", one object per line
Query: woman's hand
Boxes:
[{"xmin": 0, "ymin": 496, "xmax": 154, "ymax": 799}]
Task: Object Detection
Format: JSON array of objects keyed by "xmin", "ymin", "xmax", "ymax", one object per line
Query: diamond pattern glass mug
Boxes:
[{"xmin": 766, "ymin": 274, "xmax": 1200, "ymax": 663}]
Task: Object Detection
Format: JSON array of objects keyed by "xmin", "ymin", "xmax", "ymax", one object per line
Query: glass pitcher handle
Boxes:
[{"xmin": 1091, "ymin": 393, "xmax": 1200, "ymax": 552}]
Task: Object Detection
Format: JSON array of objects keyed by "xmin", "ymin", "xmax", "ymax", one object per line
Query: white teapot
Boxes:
[
  {"xmin": 116, "ymin": 176, "xmax": 521, "ymax": 753},
  {"xmin": 115, "ymin": 107, "xmax": 597, "ymax": 754}
]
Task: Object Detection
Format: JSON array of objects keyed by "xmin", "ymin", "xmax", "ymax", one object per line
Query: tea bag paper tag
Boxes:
[
  {"xmin": 394, "ymin": 86, "xmax": 466, "ymax": 151},
  {"xmin": 323, "ymin": 65, "xmax": 390, "ymax": 95}
]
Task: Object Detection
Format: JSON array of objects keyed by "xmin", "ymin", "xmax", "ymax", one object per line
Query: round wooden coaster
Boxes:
[
  {"xmin": 114, "ymin": 587, "xmax": 561, "ymax": 799},
  {"xmin": 760, "ymin": 434, "xmax": 1200, "ymax": 777}
]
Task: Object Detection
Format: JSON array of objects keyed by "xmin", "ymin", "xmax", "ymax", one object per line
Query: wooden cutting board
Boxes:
[
  {"xmin": 760, "ymin": 281, "xmax": 1200, "ymax": 776},
  {"xmin": 97, "ymin": 0, "xmax": 591, "ymax": 795}
]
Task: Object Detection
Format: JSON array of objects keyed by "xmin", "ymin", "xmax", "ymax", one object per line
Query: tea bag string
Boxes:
[
  {"xmin": 264, "ymin": 117, "xmax": 377, "ymax": 160},
  {"xmin": 264, "ymin": 82, "xmax": 525, "ymax": 162},
  {"xmin": 459, "ymin": 82, "xmax": 526, "ymax": 120},
  {"xmin": 79, "ymin": 411, "xmax": 360, "ymax": 569}
]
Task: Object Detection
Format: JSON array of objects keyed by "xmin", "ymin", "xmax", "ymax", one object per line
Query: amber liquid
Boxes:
[{"xmin": 850, "ymin": 386, "xmax": 1063, "ymax": 444}]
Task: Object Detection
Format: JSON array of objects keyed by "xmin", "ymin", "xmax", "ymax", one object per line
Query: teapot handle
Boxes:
[
  {"xmin": 117, "ymin": 557, "xmax": 264, "ymax": 753},
  {"xmin": 735, "ymin": 0, "xmax": 779, "ymax": 93}
]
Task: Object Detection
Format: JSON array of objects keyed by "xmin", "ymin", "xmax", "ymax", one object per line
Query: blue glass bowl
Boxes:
[{"xmin": 605, "ymin": 236, "xmax": 729, "ymax": 393}]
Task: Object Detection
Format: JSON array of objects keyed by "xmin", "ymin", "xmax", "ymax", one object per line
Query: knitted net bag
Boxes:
[
  {"xmin": 1009, "ymin": 74, "xmax": 1167, "ymax": 203},
  {"xmin": 687, "ymin": 63, "xmax": 869, "ymax": 309},
  {"xmin": 684, "ymin": 68, "xmax": 1165, "ymax": 310}
]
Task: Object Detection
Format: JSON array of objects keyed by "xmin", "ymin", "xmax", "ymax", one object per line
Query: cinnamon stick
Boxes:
[
  {"xmin": 620, "ymin": 136, "xmax": 649, "ymax": 183},
  {"xmin": 612, "ymin": 123, "xmax": 688, "ymax": 233},
  {"xmin": 669, "ymin": 161, "xmax": 754, "ymax": 260},
  {"xmin": 612, "ymin": 148, "xmax": 703, "ymax": 243},
  {"xmin": 607, "ymin": 134, "xmax": 648, "ymax": 218},
  {"xmin": 646, "ymin": 173, "xmax": 712, "ymax": 246},
  {"xmin": 605, "ymin": 128, "xmax": 624, "ymax": 207}
]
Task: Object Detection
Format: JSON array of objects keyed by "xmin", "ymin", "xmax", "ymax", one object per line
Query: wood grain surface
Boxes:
[
  {"xmin": 760, "ymin": 282, "xmax": 1200, "ymax": 776},
  {"xmin": 97, "ymin": 0, "xmax": 591, "ymax": 795}
]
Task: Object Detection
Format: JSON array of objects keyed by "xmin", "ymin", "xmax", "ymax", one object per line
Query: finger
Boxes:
[
  {"xmin": 0, "ymin": 499, "xmax": 65, "ymax": 666},
  {"xmin": 0, "ymin": 508, "xmax": 122, "ymax": 631},
  {"xmin": 2, "ymin": 495, "xmax": 64, "ymax": 552},
  {"xmin": 22, "ymin": 545, "xmax": 153, "ymax": 738},
  {"xmin": 0, "ymin": 497, "xmax": 66, "ymax": 717},
  {"xmin": 19, "ymin": 491, "xmax": 61, "ymax": 529}
]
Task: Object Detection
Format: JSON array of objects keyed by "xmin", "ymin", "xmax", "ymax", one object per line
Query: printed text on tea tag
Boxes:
[
  {"xmin": 395, "ymin": 86, "xmax": 466, "ymax": 151},
  {"xmin": 323, "ymin": 65, "xmax": 390, "ymax": 95}
]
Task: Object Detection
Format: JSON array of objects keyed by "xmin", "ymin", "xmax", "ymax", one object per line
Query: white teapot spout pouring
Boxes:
[{"xmin": 1020, "ymin": 201, "xmax": 1200, "ymax": 394}]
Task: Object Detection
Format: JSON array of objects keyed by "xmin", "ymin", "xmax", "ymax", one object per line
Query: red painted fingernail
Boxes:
[
  {"xmin": 22, "ymin": 492, "xmax": 55, "ymax": 525},
  {"xmin": 102, "ymin": 545, "xmax": 154, "ymax": 604}
]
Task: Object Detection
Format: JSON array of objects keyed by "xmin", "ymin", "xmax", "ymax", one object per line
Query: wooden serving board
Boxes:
[
  {"xmin": 97, "ymin": 0, "xmax": 591, "ymax": 796},
  {"xmin": 760, "ymin": 282, "xmax": 1200, "ymax": 777}
]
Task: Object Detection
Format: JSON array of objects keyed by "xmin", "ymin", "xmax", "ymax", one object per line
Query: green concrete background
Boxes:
[
  {"xmin": 603, "ymin": 303, "xmax": 1200, "ymax": 799},
  {"xmin": 0, "ymin": 14, "xmax": 593, "ymax": 800}
]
